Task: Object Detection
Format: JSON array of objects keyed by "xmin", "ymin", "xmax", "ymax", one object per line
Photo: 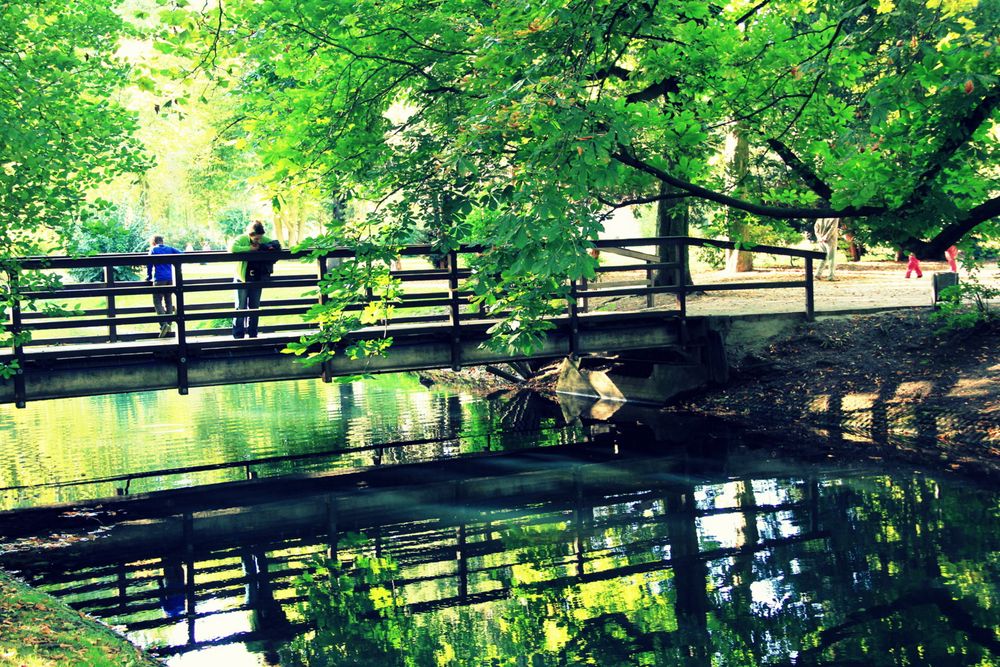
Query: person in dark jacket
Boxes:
[
  {"xmin": 230, "ymin": 221, "xmax": 279, "ymax": 339},
  {"xmin": 146, "ymin": 235, "xmax": 182, "ymax": 338}
]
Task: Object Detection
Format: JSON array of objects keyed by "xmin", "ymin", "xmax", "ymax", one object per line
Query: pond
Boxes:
[{"xmin": 0, "ymin": 377, "xmax": 997, "ymax": 666}]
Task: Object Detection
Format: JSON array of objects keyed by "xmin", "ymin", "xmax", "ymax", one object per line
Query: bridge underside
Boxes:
[{"xmin": 0, "ymin": 311, "xmax": 686, "ymax": 405}]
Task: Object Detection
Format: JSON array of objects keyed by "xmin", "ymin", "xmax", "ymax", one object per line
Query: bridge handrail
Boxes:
[{"xmin": 13, "ymin": 236, "xmax": 823, "ymax": 270}]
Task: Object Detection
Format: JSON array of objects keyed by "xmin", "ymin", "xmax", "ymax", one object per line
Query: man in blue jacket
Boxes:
[{"xmin": 146, "ymin": 235, "xmax": 182, "ymax": 338}]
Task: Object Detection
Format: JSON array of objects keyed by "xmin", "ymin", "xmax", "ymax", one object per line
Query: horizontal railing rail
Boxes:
[{"xmin": 2, "ymin": 238, "xmax": 823, "ymax": 406}]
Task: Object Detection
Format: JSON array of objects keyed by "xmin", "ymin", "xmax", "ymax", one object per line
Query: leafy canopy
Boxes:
[
  {"xmin": 167, "ymin": 0, "xmax": 1000, "ymax": 353},
  {"xmin": 0, "ymin": 0, "xmax": 147, "ymax": 363}
]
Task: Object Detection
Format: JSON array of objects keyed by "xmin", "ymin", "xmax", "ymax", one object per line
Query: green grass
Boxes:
[{"xmin": 0, "ymin": 570, "xmax": 161, "ymax": 666}]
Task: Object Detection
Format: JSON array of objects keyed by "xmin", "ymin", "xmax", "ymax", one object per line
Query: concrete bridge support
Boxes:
[{"xmin": 556, "ymin": 313, "xmax": 806, "ymax": 405}]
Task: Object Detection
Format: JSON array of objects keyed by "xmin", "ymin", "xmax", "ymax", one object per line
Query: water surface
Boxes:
[{"xmin": 0, "ymin": 378, "xmax": 997, "ymax": 666}]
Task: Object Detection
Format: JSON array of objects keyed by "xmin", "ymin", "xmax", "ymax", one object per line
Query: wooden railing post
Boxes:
[
  {"xmin": 448, "ymin": 250, "xmax": 462, "ymax": 370},
  {"xmin": 677, "ymin": 238, "xmax": 688, "ymax": 319},
  {"xmin": 676, "ymin": 239, "xmax": 689, "ymax": 344},
  {"xmin": 8, "ymin": 268, "xmax": 26, "ymax": 408},
  {"xmin": 104, "ymin": 264, "xmax": 118, "ymax": 343},
  {"xmin": 646, "ymin": 258, "xmax": 655, "ymax": 309},
  {"xmin": 805, "ymin": 257, "xmax": 815, "ymax": 321},
  {"xmin": 580, "ymin": 275, "xmax": 590, "ymax": 313},
  {"xmin": 318, "ymin": 255, "xmax": 333, "ymax": 383},
  {"xmin": 173, "ymin": 260, "xmax": 189, "ymax": 395},
  {"xmin": 568, "ymin": 279, "xmax": 580, "ymax": 359}
]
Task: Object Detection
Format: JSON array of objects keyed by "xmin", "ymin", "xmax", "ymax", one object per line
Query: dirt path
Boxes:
[
  {"xmin": 596, "ymin": 258, "xmax": 1000, "ymax": 316},
  {"xmin": 687, "ymin": 259, "xmax": 1000, "ymax": 316}
]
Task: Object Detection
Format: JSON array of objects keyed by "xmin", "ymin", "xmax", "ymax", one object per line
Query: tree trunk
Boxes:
[
  {"xmin": 725, "ymin": 131, "xmax": 754, "ymax": 273},
  {"xmin": 654, "ymin": 180, "xmax": 693, "ymax": 287}
]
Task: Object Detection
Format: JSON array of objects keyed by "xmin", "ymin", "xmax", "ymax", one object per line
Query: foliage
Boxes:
[
  {"xmin": 66, "ymin": 206, "xmax": 150, "ymax": 283},
  {"xmin": 283, "ymin": 554, "xmax": 417, "ymax": 667},
  {"xmin": 147, "ymin": 0, "xmax": 999, "ymax": 356},
  {"xmin": 217, "ymin": 207, "xmax": 252, "ymax": 241},
  {"xmin": 0, "ymin": 0, "xmax": 146, "ymax": 368},
  {"xmin": 931, "ymin": 272, "xmax": 1000, "ymax": 331}
]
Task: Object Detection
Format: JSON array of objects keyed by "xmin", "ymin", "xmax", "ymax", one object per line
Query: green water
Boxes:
[
  {"xmin": 0, "ymin": 379, "xmax": 997, "ymax": 666},
  {"xmin": 0, "ymin": 375, "xmax": 577, "ymax": 509}
]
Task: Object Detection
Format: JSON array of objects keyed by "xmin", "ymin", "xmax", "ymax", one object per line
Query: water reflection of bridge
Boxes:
[
  {"xmin": 1, "ymin": 425, "xmax": 828, "ymax": 661},
  {"xmin": 2, "ymin": 237, "xmax": 822, "ymax": 406}
]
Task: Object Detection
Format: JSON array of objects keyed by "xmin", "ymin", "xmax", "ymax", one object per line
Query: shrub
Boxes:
[
  {"xmin": 68, "ymin": 206, "xmax": 149, "ymax": 282},
  {"xmin": 931, "ymin": 272, "xmax": 999, "ymax": 332}
]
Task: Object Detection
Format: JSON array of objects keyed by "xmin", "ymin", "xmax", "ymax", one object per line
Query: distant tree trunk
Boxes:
[
  {"xmin": 846, "ymin": 235, "xmax": 865, "ymax": 261},
  {"xmin": 725, "ymin": 131, "xmax": 754, "ymax": 273},
  {"xmin": 843, "ymin": 219, "xmax": 865, "ymax": 261},
  {"xmin": 271, "ymin": 207, "xmax": 286, "ymax": 245},
  {"xmin": 654, "ymin": 180, "xmax": 693, "ymax": 287}
]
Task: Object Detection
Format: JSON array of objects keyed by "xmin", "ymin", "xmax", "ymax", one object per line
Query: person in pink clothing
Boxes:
[
  {"xmin": 945, "ymin": 245, "xmax": 959, "ymax": 272},
  {"xmin": 905, "ymin": 253, "xmax": 922, "ymax": 278}
]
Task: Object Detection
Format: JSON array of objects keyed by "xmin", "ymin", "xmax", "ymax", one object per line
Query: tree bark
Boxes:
[
  {"xmin": 726, "ymin": 131, "xmax": 754, "ymax": 273},
  {"xmin": 654, "ymin": 180, "xmax": 693, "ymax": 286}
]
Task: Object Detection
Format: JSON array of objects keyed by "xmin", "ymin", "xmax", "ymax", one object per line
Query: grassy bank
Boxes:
[{"xmin": 0, "ymin": 570, "xmax": 160, "ymax": 666}]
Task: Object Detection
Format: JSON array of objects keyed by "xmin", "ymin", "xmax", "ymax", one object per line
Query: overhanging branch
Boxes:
[
  {"xmin": 766, "ymin": 138, "xmax": 833, "ymax": 202},
  {"xmin": 612, "ymin": 147, "xmax": 885, "ymax": 219},
  {"xmin": 906, "ymin": 195, "xmax": 1000, "ymax": 256}
]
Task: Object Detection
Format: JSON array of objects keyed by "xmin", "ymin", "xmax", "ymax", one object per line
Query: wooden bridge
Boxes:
[{"xmin": 1, "ymin": 237, "xmax": 823, "ymax": 407}]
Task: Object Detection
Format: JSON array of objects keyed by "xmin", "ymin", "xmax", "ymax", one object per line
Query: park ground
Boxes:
[{"xmin": 524, "ymin": 258, "xmax": 1000, "ymax": 481}]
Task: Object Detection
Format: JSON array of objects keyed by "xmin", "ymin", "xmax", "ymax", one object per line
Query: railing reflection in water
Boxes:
[{"xmin": 3, "ymin": 440, "xmax": 997, "ymax": 665}]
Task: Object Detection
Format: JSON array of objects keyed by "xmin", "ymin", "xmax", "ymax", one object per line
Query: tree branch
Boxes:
[
  {"xmin": 734, "ymin": 0, "xmax": 771, "ymax": 25},
  {"xmin": 596, "ymin": 191, "xmax": 691, "ymax": 209},
  {"xmin": 908, "ymin": 195, "xmax": 1000, "ymax": 256},
  {"xmin": 766, "ymin": 138, "xmax": 833, "ymax": 202},
  {"xmin": 625, "ymin": 76, "xmax": 680, "ymax": 104},
  {"xmin": 612, "ymin": 147, "xmax": 886, "ymax": 219},
  {"xmin": 590, "ymin": 65, "xmax": 633, "ymax": 81}
]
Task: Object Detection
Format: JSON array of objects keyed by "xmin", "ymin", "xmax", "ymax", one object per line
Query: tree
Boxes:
[
  {"xmin": 67, "ymin": 205, "xmax": 150, "ymax": 283},
  {"xmin": 170, "ymin": 0, "xmax": 998, "ymax": 355},
  {"xmin": 0, "ymin": 0, "xmax": 146, "ymax": 369}
]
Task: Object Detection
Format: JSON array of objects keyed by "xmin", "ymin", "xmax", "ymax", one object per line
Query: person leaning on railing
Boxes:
[
  {"xmin": 230, "ymin": 221, "xmax": 279, "ymax": 339},
  {"xmin": 146, "ymin": 235, "xmax": 182, "ymax": 338}
]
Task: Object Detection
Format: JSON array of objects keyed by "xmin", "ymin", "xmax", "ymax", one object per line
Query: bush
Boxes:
[
  {"xmin": 931, "ymin": 272, "xmax": 999, "ymax": 332},
  {"xmin": 217, "ymin": 208, "xmax": 251, "ymax": 240},
  {"xmin": 68, "ymin": 206, "xmax": 149, "ymax": 282}
]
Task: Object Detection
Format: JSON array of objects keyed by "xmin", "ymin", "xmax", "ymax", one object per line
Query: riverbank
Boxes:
[
  {"xmin": 675, "ymin": 309, "xmax": 999, "ymax": 482},
  {"xmin": 0, "ymin": 570, "xmax": 161, "ymax": 666}
]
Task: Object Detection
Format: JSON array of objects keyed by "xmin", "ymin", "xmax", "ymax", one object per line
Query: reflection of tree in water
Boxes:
[
  {"xmin": 460, "ymin": 390, "xmax": 575, "ymax": 453},
  {"xmin": 242, "ymin": 547, "xmax": 293, "ymax": 666},
  {"xmin": 282, "ymin": 554, "xmax": 421, "ymax": 667},
  {"xmin": 282, "ymin": 474, "xmax": 998, "ymax": 666}
]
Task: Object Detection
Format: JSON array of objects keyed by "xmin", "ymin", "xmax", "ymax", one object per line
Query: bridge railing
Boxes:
[
  {"xmin": 2, "ymin": 237, "xmax": 822, "ymax": 403},
  {"xmin": 4, "ymin": 236, "xmax": 822, "ymax": 346}
]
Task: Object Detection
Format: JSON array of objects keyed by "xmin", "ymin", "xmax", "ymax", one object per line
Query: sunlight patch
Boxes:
[
  {"xmin": 842, "ymin": 393, "xmax": 878, "ymax": 411},
  {"xmin": 808, "ymin": 395, "xmax": 830, "ymax": 413},
  {"xmin": 946, "ymin": 378, "xmax": 992, "ymax": 398},
  {"xmin": 893, "ymin": 381, "xmax": 934, "ymax": 399}
]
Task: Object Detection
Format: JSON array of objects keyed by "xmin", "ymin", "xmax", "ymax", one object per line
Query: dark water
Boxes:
[{"xmin": 0, "ymin": 378, "xmax": 997, "ymax": 666}]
